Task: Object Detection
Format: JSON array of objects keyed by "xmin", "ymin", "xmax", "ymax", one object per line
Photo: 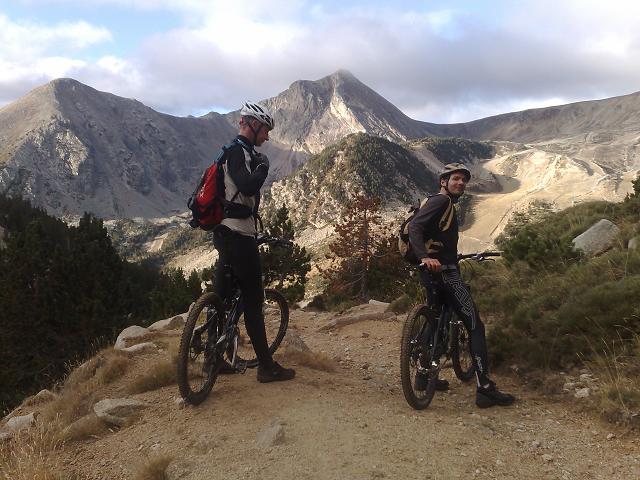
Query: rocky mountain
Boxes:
[
  {"xmin": 1, "ymin": 70, "xmax": 639, "ymax": 255},
  {"xmin": 261, "ymin": 70, "xmax": 439, "ymax": 154},
  {"xmin": 0, "ymin": 79, "xmax": 234, "ymax": 218},
  {"xmin": 0, "ymin": 79, "xmax": 300, "ymax": 219},
  {"xmin": 263, "ymin": 133, "xmax": 438, "ymax": 230},
  {"xmin": 438, "ymin": 90, "xmax": 640, "ymax": 143}
]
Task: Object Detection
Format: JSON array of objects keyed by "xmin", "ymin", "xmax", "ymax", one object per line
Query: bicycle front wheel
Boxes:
[
  {"xmin": 177, "ymin": 292, "xmax": 225, "ymax": 405},
  {"xmin": 400, "ymin": 305, "xmax": 440, "ymax": 410},
  {"xmin": 235, "ymin": 289, "xmax": 289, "ymax": 368},
  {"xmin": 451, "ymin": 318, "xmax": 475, "ymax": 382}
]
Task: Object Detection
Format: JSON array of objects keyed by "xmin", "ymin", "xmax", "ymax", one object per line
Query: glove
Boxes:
[
  {"xmin": 254, "ymin": 152, "xmax": 269, "ymax": 170},
  {"xmin": 258, "ymin": 153, "xmax": 269, "ymax": 170}
]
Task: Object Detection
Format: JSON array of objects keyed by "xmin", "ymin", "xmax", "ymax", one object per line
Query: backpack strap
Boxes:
[{"xmin": 217, "ymin": 140, "xmax": 244, "ymax": 203}]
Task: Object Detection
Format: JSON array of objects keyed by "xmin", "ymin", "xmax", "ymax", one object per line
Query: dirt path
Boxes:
[{"xmin": 55, "ymin": 308, "xmax": 640, "ymax": 479}]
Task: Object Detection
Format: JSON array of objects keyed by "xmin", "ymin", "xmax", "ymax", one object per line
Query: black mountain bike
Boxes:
[
  {"xmin": 177, "ymin": 234, "xmax": 291, "ymax": 405},
  {"xmin": 400, "ymin": 251, "xmax": 501, "ymax": 410}
]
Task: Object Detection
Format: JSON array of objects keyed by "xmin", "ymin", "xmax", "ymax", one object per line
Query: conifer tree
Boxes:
[
  {"xmin": 326, "ymin": 194, "xmax": 383, "ymax": 300},
  {"xmin": 261, "ymin": 205, "xmax": 311, "ymax": 302}
]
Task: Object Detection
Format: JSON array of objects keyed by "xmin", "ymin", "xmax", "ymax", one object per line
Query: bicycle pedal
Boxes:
[{"xmin": 235, "ymin": 360, "xmax": 248, "ymax": 374}]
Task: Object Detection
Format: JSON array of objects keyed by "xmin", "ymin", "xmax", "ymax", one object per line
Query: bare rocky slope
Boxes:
[
  {"xmin": 2, "ymin": 304, "xmax": 639, "ymax": 479},
  {"xmin": 1, "ymin": 70, "xmax": 639, "ymax": 260},
  {"xmin": 2, "ymin": 70, "xmax": 639, "ymax": 222}
]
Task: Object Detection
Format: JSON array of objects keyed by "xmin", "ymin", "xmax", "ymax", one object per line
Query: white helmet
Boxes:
[{"xmin": 240, "ymin": 102, "xmax": 275, "ymax": 129}]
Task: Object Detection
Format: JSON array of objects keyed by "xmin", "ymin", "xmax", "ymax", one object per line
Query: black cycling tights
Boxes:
[
  {"xmin": 212, "ymin": 229, "xmax": 272, "ymax": 367},
  {"xmin": 421, "ymin": 269, "xmax": 491, "ymax": 387}
]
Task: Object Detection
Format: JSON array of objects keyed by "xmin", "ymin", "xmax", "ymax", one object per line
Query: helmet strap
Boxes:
[
  {"xmin": 249, "ymin": 119, "xmax": 266, "ymax": 146},
  {"xmin": 441, "ymin": 176, "xmax": 461, "ymax": 198}
]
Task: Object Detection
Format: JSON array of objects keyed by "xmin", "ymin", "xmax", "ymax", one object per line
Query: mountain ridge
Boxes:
[{"xmin": 0, "ymin": 70, "xmax": 639, "ymax": 223}]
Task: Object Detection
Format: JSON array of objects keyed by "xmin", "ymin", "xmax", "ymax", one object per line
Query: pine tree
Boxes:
[
  {"xmin": 326, "ymin": 194, "xmax": 383, "ymax": 300},
  {"xmin": 261, "ymin": 205, "xmax": 311, "ymax": 302},
  {"xmin": 0, "ymin": 196, "xmax": 193, "ymax": 412}
]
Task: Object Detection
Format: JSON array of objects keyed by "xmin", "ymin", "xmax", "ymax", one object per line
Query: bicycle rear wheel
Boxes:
[
  {"xmin": 235, "ymin": 289, "xmax": 289, "ymax": 368},
  {"xmin": 451, "ymin": 318, "xmax": 475, "ymax": 382},
  {"xmin": 177, "ymin": 292, "xmax": 225, "ymax": 405},
  {"xmin": 400, "ymin": 305, "xmax": 440, "ymax": 410}
]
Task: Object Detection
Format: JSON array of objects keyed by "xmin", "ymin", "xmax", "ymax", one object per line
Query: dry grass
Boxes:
[
  {"xmin": 121, "ymin": 331, "xmax": 165, "ymax": 349},
  {"xmin": 58, "ymin": 414, "xmax": 110, "ymax": 442},
  {"xmin": 586, "ymin": 333, "xmax": 640, "ymax": 429},
  {"xmin": 0, "ymin": 346, "xmax": 135, "ymax": 479},
  {"xmin": 125, "ymin": 359, "xmax": 177, "ymax": 395},
  {"xmin": 132, "ymin": 454, "xmax": 175, "ymax": 480},
  {"xmin": 38, "ymin": 348, "xmax": 133, "ymax": 432},
  {"xmin": 0, "ymin": 425, "xmax": 71, "ymax": 480},
  {"xmin": 65, "ymin": 347, "xmax": 130, "ymax": 389},
  {"xmin": 95, "ymin": 353, "xmax": 132, "ymax": 385},
  {"xmin": 281, "ymin": 348, "xmax": 337, "ymax": 372}
]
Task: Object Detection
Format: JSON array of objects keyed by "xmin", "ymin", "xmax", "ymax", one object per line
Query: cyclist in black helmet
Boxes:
[
  {"xmin": 408, "ymin": 163, "xmax": 515, "ymax": 408},
  {"xmin": 212, "ymin": 101, "xmax": 295, "ymax": 383}
]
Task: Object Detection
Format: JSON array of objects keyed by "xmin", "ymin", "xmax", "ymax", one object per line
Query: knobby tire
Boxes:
[
  {"xmin": 400, "ymin": 305, "xmax": 439, "ymax": 410},
  {"xmin": 235, "ymin": 289, "xmax": 289, "ymax": 367},
  {"xmin": 177, "ymin": 292, "xmax": 224, "ymax": 405},
  {"xmin": 451, "ymin": 318, "xmax": 475, "ymax": 382}
]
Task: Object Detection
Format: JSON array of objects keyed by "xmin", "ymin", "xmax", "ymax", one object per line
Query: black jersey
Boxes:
[{"xmin": 407, "ymin": 193, "xmax": 458, "ymax": 264}]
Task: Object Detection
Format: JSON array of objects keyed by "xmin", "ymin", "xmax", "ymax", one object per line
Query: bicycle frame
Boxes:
[
  {"xmin": 416, "ymin": 258, "xmax": 493, "ymax": 371},
  {"xmin": 415, "ymin": 303, "xmax": 455, "ymax": 375}
]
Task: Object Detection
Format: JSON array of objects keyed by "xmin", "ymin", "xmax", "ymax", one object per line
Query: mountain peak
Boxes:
[{"xmin": 329, "ymin": 69, "xmax": 358, "ymax": 81}]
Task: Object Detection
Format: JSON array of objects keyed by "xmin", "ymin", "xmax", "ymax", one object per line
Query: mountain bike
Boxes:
[
  {"xmin": 400, "ymin": 251, "xmax": 501, "ymax": 410},
  {"xmin": 177, "ymin": 234, "xmax": 292, "ymax": 405}
]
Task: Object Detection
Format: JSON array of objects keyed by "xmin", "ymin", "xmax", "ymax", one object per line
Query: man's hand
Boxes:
[{"xmin": 421, "ymin": 257, "xmax": 441, "ymax": 272}]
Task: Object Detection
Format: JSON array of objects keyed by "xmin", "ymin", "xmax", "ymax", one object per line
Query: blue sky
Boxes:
[{"xmin": 1, "ymin": 0, "xmax": 639, "ymax": 123}]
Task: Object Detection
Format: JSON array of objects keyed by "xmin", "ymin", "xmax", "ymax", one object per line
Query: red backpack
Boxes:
[{"xmin": 187, "ymin": 141, "xmax": 240, "ymax": 230}]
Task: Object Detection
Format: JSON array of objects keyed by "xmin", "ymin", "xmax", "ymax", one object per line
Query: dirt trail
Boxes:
[{"xmin": 55, "ymin": 307, "xmax": 639, "ymax": 479}]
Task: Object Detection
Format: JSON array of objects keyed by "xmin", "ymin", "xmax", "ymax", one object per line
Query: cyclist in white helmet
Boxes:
[{"xmin": 212, "ymin": 101, "xmax": 295, "ymax": 383}]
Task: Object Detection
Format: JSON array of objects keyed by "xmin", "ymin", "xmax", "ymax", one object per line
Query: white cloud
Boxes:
[
  {"xmin": 2, "ymin": 1, "xmax": 640, "ymax": 122},
  {"xmin": 0, "ymin": 14, "xmax": 111, "ymax": 58},
  {"xmin": 0, "ymin": 13, "xmax": 111, "ymax": 102}
]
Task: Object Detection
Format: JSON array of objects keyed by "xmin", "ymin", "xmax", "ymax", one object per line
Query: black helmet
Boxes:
[{"xmin": 439, "ymin": 162, "xmax": 471, "ymax": 181}]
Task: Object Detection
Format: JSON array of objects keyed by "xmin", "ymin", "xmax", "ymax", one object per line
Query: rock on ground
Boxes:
[
  {"xmin": 115, "ymin": 326, "xmax": 149, "ymax": 350},
  {"xmin": 93, "ymin": 398, "xmax": 149, "ymax": 427},
  {"xmin": 281, "ymin": 330, "xmax": 311, "ymax": 353},
  {"xmin": 572, "ymin": 219, "xmax": 620, "ymax": 256},
  {"xmin": 256, "ymin": 421, "xmax": 285, "ymax": 448},
  {"xmin": 5, "ymin": 412, "xmax": 36, "ymax": 433},
  {"xmin": 148, "ymin": 314, "xmax": 186, "ymax": 332}
]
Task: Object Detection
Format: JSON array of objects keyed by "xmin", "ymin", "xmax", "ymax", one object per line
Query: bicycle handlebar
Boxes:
[
  {"xmin": 417, "ymin": 251, "xmax": 502, "ymax": 271},
  {"xmin": 458, "ymin": 251, "xmax": 502, "ymax": 261}
]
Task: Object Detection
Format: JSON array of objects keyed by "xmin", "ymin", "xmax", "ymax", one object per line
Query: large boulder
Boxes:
[
  {"xmin": 115, "ymin": 325, "xmax": 149, "ymax": 350},
  {"xmin": 148, "ymin": 314, "xmax": 186, "ymax": 332},
  {"xmin": 93, "ymin": 398, "xmax": 148, "ymax": 426},
  {"xmin": 572, "ymin": 219, "xmax": 620, "ymax": 256}
]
